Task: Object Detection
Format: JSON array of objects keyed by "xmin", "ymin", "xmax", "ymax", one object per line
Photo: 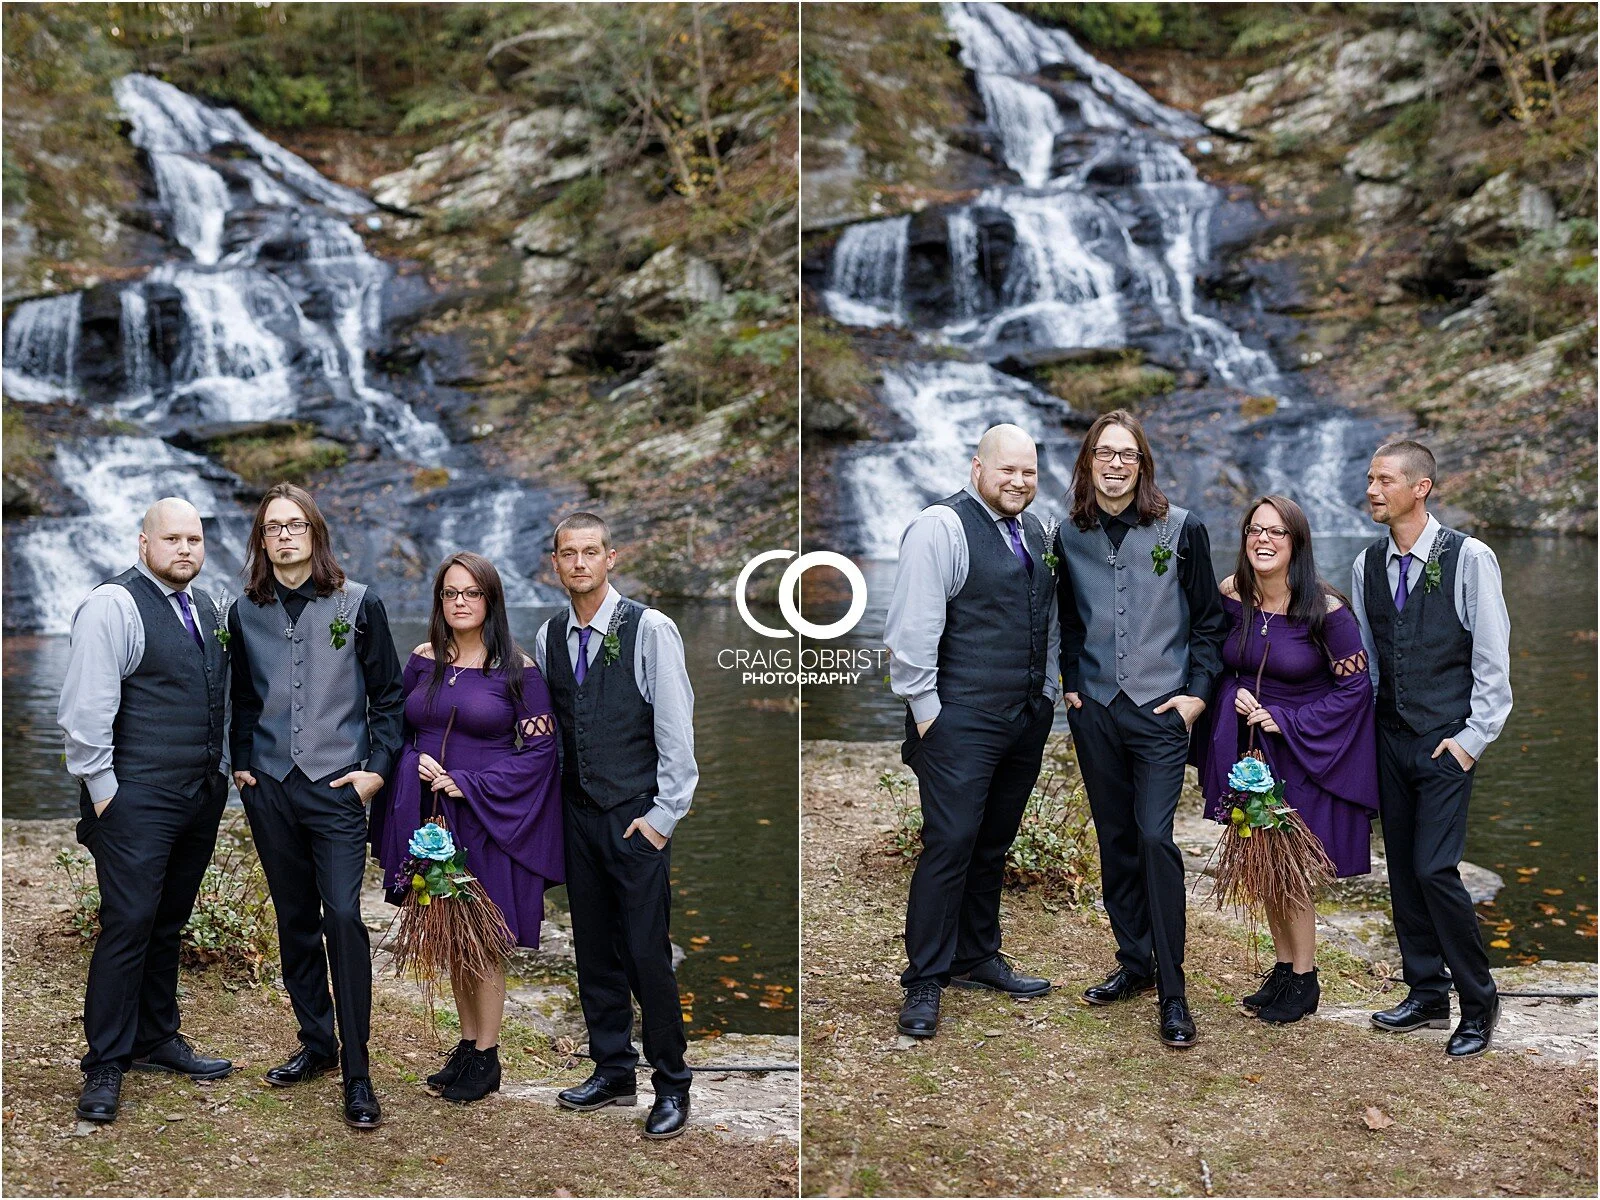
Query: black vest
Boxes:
[
  {"xmin": 933, "ymin": 491, "xmax": 1053, "ymax": 721},
  {"xmin": 544, "ymin": 598, "xmax": 659, "ymax": 809},
  {"xmin": 1362, "ymin": 528, "xmax": 1474, "ymax": 736},
  {"xmin": 106, "ymin": 567, "xmax": 228, "ymax": 796}
]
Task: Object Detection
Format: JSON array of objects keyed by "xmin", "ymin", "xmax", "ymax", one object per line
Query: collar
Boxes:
[
  {"xmin": 1097, "ymin": 503, "xmax": 1140, "ymax": 529},
  {"xmin": 273, "ymin": 574, "xmax": 319, "ymax": 602},
  {"xmin": 566, "ymin": 582, "xmax": 620, "ymax": 637},
  {"xmin": 1386, "ymin": 513, "xmax": 1440, "ymax": 564},
  {"xmin": 135, "ymin": 559, "xmax": 191, "ymax": 602},
  {"xmin": 963, "ymin": 482, "xmax": 1021, "ymax": 528}
]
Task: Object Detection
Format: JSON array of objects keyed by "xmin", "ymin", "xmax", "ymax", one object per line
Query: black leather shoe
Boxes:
[
  {"xmin": 1159, "ymin": 997, "xmax": 1198, "ymax": 1048},
  {"xmin": 952, "ymin": 955, "xmax": 1051, "ymax": 998},
  {"xmin": 897, "ymin": 980, "xmax": 942, "ymax": 1037},
  {"xmin": 1258, "ymin": 968, "xmax": 1319, "ymax": 1025},
  {"xmin": 643, "ymin": 1093, "xmax": 690, "ymax": 1140},
  {"xmin": 1083, "ymin": 966, "xmax": 1156, "ymax": 1006},
  {"xmin": 76, "ymin": 1066, "xmax": 123, "ymax": 1123},
  {"xmin": 132, "ymin": 1034, "xmax": 233, "ymax": 1081},
  {"xmin": 426, "ymin": 1039, "xmax": 475, "ymax": 1094},
  {"xmin": 1446, "ymin": 999, "xmax": 1500, "ymax": 1058},
  {"xmin": 557, "ymin": 1074, "xmax": 638, "ymax": 1111},
  {"xmin": 343, "ymin": 1076, "xmax": 382, "ymax": 1129},
  {"xmin": 1242, "ymin": 962, "xmax": 1293, "ymax": 1013},
  {"xmin": 265, "ymin": 1046, "xmax": 340, "ymax": 1087},
  {"xmin": 1371, "ymin": 993, "xmax": 1452, "ymax": 1033},
  {"xmin": 442, "ymin": 1047, "xmax": 501, "ymax": 1103}
]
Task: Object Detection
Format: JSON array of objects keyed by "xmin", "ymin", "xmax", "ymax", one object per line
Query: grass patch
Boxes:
[
  {"xmin": 209, "ymin": 423, "xmax": 349, "ymax": 486},
  {"xmin": 1038, "ymin": 351, "xmax": 1176, "ymax": 412}
]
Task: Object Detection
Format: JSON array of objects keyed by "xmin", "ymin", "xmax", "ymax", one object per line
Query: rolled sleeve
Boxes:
[{"xmin": 639, "ymin": 613, "xmax": 697, "ymax": 838}]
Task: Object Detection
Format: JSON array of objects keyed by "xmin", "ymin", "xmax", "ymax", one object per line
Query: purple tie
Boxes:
[
  {"xmin": 575, "ymin": 627, "xmax": 592, "ymax": 684},
  {"xmin": 1394, "ymin": 552, "xmax": 1414, "ymax": 612},
  {"xmin": 1005, "ymin": 518, "xmax": 1034, "ymax": 576},
  {"xmin": 175, "ymin": 591, "xmax": 204, "ymax": 651}
]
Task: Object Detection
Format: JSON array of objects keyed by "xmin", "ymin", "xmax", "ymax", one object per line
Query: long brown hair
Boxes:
[
  {"xmin": 425, "ymin": 552, "xmax": 526, "ymax": 710},
  {"xmin": 1230, "ymin": 494, "xmax": 1347, "ymax": 658},
  {"xmin": 1068, "ymin": 409, "xmax": 1169, "ymax": 531},
  {"xmin": 243, "ymin": 483, "xmax": 345, "ymax": 606}
]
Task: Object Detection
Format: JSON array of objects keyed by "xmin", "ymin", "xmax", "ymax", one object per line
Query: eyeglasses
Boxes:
[
  {"xmin": 262, "ymin": 520, "xmax": 311, "ymax": 537},
  {"xmin": 1246, "ymin": 524, "xmax": 1291, "ymax": 541},
  {"xmin": 440, "ymin": 587, "xmax": 486, "ymax": 603},
  {"xmin": 1092, "ymin": 447, "xmax": 1142, "ymax": 465}
]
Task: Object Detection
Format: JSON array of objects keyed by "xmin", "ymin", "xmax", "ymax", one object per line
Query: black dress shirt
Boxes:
[
  {"xmin": 1056, "ymin": 504, "xmax": 1228, "ymax": 703},
  {"xmin": 228, "ymin": 577, "xmax": 405, "ymax": 781}
]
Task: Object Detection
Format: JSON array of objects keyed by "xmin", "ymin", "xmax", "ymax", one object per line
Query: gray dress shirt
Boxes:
[
  {"xmin": 533, "ymin": 583, "xmax": 698, "ymax": 838},
  {"xmin": 884, "ymin": 482, "xmax": 1062, "ymax": 725},
  {"xmin": 1349, "ymin": 512, "xmax": 1513, "ymax": 760},
  {"xmin": 58, "ymin": 560, "xmax": 232, "ymax": 803}
]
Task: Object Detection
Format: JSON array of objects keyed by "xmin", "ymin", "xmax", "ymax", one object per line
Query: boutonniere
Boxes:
[
  {"xmin": 329, "ymin": 592, "xmax": 353, "ymax": 650},
  {"xmin": 601, "ymin": 602, "xmax": 624, "ymax": 667},
  {"xmin": 211, "ymin": 594, "xmax": 232, "ymax": 649},
  {"xmin": 1422, "ymin": 534, "xmax": 1448, "ymax": 594},
  {"xmin": 1042, "ymin": 517, "xmax": 1060, "ymax": 574},
  {"xmin": 1152, "ymin": 517, "xmax": 1176, "ymax": 577}
]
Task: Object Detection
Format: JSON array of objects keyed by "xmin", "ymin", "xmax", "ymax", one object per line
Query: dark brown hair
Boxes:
[
  {"xmin": 551, "ymin": 511, "xmax": 612, "ymax": 553},
  {"xmin": 425, "ymin": 552, "xmax": 526, "ymax": 710},
  {"xmin": 1068, "ymin": 409, "xmax": 1169, "ymax": 531},
  {"xmin": 243, "ymin": 483, "xmax": 345, "ymax": 606},
  {"xmin": 1230, "ymin": 494, "xmax": 1347, "ymax": 659},
  {"xmin": 1372, "ymin": 439, "xmax": 1437, "ymax": 488}
]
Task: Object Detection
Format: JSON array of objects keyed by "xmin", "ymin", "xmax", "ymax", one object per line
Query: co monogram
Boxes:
[{"xmin": 735, "ymin": 550, "xmax": 867, "ymax": 640}]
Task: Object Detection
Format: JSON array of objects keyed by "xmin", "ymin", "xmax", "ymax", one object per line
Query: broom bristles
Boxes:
[
  {"xmin": 1211, "ymin": 807, "xmax": 1336, "ymax": 915},
  {"xmin": 390, "ymin": 878, "xmax": 515, "ymax": 984}
]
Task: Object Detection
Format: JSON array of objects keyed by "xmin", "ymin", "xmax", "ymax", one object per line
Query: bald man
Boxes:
[
  {"xmin": 58, "ymin": 499, "xmax": 234, "ymax": 1124},
  {"xmin": 884, "ymin": 425, "xmax": 1060, "ymax": 1039}
]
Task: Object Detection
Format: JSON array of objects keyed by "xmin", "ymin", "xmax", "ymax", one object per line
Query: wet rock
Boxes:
[
  {"xmin": 2, "ymin": 473, "xmax": 44, "ymax": 517},
  {"xmin": 802, "ymin": 397, "xmax": 866, "ymax": 439}
]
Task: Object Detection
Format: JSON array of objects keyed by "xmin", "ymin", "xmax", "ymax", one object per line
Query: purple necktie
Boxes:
[
  {"xmin": 575, "ymin": 627, "xmax": 592, "ymax": 684},
  {"xmin": 1005, "ymin": 518, "xmax": 1034, "ymax": 576},
  {"xmin": 1394, "ymin": 552, "xmax": 1414, "ymax": 612},
  {"xmin": 175, "ymin": 591, "xmax": 204, "ymax": 650}
]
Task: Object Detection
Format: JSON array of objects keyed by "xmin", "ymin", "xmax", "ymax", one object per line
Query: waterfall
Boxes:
[
  {"xmin": 3, "ymin": 293, "xmax": 81, "ymax": 402},
  {"xmin": 119, "ymin": 287, "xmax": 153, "ymax": 401},
  {"xmin": 823, "ymin": 216, "xmax": 910, "ymax": 327},
  {"xmin": 973, "ymin": 73, "xmax": 1063, "ymax": 188},
  {"xmin": 149, "ymin": 152, "xmax": 232, "ymax": 265},
  {"xmin": 946, "ymin": 210, "xmax": 982, "ymax": 322}
]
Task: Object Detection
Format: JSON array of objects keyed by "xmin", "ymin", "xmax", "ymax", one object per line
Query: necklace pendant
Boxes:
[
  {"xmin": 447, "ymin": 674, "xmax": 457, "ymax": 686},
  {"xmin": 1261, "ymin": 619, "xmax": 1269, "ymax": 635}
]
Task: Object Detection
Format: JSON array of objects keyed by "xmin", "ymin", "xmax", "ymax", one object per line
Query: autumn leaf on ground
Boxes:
[{"xmin": 1363, "ymin": 1106, "xmax": 1396, "ymax": 1131}]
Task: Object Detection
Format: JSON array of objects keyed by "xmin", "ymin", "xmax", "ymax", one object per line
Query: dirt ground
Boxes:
[
  {"xmin": 800, "ymin": 739, "xmax": 1599, "ymax": 1198},
  {"xmin": 1, "ymin": 819, "xmax": 798, "ymax": 1198}
]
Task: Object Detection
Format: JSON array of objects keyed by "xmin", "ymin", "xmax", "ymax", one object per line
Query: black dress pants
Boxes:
[
  {"xmin": 1377, "ymin": 724, "xmax": 1498, "ymax": 1018},
  {"xmin": 901, "ymin": 694, "xmax": 1054, "ymax": 988},
  {"xmin": 1067, "ymin": 689, "xmax": 1191, "ymax": 999},
  {"xmin": 563, "ymin": 791, "xmax": 691, "ymax": 1098},
  {"xmin": 78, "ymin": 773, "xmax": 227, "ymax": 1072},
  {"xmin": 243, "ymin": 765, "xmax": 371, "ymax": 1078}
]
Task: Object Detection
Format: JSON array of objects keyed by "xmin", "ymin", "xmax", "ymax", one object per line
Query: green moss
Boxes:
[
  {"xmin": 1039, "ymin": 352, "xmax": 1176, "ymax": 412},
  {"xmin": 208, "ymin": 424, "xmax": 349, "ymax": 485}
]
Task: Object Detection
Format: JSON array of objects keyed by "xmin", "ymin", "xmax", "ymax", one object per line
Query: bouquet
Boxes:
[{"xmin": 1207, "ymin": 751, "xmax": 1334, "ymax": 917}]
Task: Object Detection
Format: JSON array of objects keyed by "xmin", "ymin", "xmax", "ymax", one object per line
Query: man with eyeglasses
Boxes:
[
  {"xmin": 226, "ymin": 482, "xmax": 403, "ymax": 1128},
  {"xmin": 58, "ymin": 498, "xmax": 235, "ymax": 1124},
  {"xmin": 1052, "ymin": 410, "xmax": 1226, "ymax": 1048}
]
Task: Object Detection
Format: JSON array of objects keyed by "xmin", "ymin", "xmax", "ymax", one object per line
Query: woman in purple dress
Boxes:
[
  {"xmin": 371, "ymin": 552, "xmax": 563, "ymax": 1103},
  {"xmin": 1197, "ymin": 495, "xmax": 1378, "ymax": 1025}
]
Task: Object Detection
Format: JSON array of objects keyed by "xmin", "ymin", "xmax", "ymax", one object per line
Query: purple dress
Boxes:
[
  {"xmin": 1197, "ymin": 597, "xmax": 1379, "ymax": 878},
  {"xmin": 371, "ymin": 654, "xmax": 564, "ymax": 948}
]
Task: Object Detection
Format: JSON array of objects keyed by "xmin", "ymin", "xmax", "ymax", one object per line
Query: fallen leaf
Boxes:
[
  {"xmin": 1489, "ymin": 938, "xmax": 1512, "ymax": 949},
  {"xmin": 432, "ymin": 1156, "xmax": 449, "ymax": 1166},
  {"xmin": 1363, "ymin": 1106, "xmax": 1395, "ymax": 1131},
  {"xmin": 1544, "ymin": 888, "xmax": 1565, "ymax": 896}
]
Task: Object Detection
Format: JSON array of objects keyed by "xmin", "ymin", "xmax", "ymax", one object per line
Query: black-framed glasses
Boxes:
[
  {"xmin": 1092, "ymin": 446, "xmax": 1142, "ymax": 465},
  {"xmin": 1246, "ymin": 524, "xmax": 1291, "ymax": 541},
  {"xmin": 440, "ymin": 587, "xmax": 486, "ymax": 603},
  {"xmin": 262, "ymin": 520, "xmax": 311, "ymax": 537}
]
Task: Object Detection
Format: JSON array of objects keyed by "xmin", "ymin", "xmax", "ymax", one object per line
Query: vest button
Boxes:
[
  {"xmin": 1117, "ymin": 564, "xmax": 1126, "ymax": 571},
  {"xmin": 294, "ymin": 681, "xmax": 302, "ymax": 688},
  {"xmin": 1117, "ymin": 608, "xmax": 1125, "ymax": 614},
  {"xmin": 1118, "ymin": 652, "xmax": 1127, "ymax": 659},
  {"xmin": 1118, "ymin": 630, "xmax": 1126, "ymax": 637}
]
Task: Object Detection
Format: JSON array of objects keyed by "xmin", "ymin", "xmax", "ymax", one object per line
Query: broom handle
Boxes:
[
  {"xmin": 1246, "ymin": 640, "xmax": 1270, "ymax": 755},
  {"xmin": 428, "ymin": 707, "xmax": 457, "ymax": 822}
]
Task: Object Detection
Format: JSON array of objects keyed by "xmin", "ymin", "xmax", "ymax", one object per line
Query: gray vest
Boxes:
[
  {"xmin": 933, "ymin": 491, "xmax": 1053, "ymax": 721},
  {"xmin": 1362, "ymin": 529, "xmax": 1474, "ymax": 736},
  {"xmin": 104, "ymin": 568, "xmax": 227, "ymax": 796},
  {"xmin": 542, "ymin": 597, "xmax": 659, "ymax": 809},
  {"xmin": 235, "ymin": 581, "xmax": 371, "ymax": 782},
  {"xmin": 1058, "ymin": 506, "xmax": 1193, "ymax": 706}
]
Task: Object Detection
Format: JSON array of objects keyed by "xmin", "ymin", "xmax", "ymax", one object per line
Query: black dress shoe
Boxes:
[
  {"xmin": 343, "ymin": 1076, "xmax": 383, "ymax": 1129},
  {"xmin": 426, "ymin": 1039, "xmax": 475, "ymax": 1094},
  {"xmin": 442, "ymin": 1046, "xmax": 501, "ymax": 1103},
  {"xmin": 952, "ymin": 955, "xmax": 1051, "ymax": 998},
  {"xmin": 643, "ymin": 1093, "xmax": 690, "ymax": 1140},
  {"xmin": 132, "ymin": 1034, "xmax": 233, "ymax": 1081},
  {"xmin": 1446, "ymin": 999, "xmax": 1500, "ymax": 1058},
  {"xmin": 265, "ymin": 1046, "xmax": 340, "ymax": 1087},
  {"xmin": 1159, "ymin": 997, "xmax": 1198, "ymax": 1048},
  {"xmin": 1258, "ymin": 968, "xmax": 1319, "ymax": 1025},
  {"xmin": 1083, "ymin": 966, "xmax": 1156, "ymax": 1006},
  {"xmin": 557, "ymin": 1074, "xmax": 638, "ymax": 1111},
  {"xmin": 1371, "ymin": 993, "xmax": 1452, "ymax": 1033},
  {"xmin": 1242, "ymin": 962, "xmax": 1293, "ymax": 1013},
  {"xmin": 76, "ymin": 1066, "xmax": 123, "ymax": 1123},
  {"xmin": 897, "ymin": 980, "xmax": 942, "ymax": 1037}
]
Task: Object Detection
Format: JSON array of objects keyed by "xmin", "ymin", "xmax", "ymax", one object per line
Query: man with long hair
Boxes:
[
  {"xmin": 1052, "ymin": 410, "xmax": 1226, "ymax": 1048},
  {"xmin": 1351, "ymin": 441, "xmax": 1511, "ymax": 1057},
  {"xmin": 227, "ymin": 482, "xmax": 404, "ymax": 1128},
  {"xmin": 884, "ymin": 425, "xmax": 1060, "ymax": 1041}
]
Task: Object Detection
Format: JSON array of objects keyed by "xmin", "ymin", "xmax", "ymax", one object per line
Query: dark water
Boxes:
[
  {"xmin": 2, "ymin": 600, "xmax": 798, "ymax": 1037},
  {"xmin": 801, "ymin": 534, "xmax": 1598, "ymax": 965}
]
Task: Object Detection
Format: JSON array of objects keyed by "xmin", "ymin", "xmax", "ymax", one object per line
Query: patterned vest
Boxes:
[{"xmin": 1362, "ymin": 528, "xmax": 1474, "ymax": 735}]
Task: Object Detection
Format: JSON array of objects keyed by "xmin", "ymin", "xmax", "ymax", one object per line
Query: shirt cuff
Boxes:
[
  {"xmin": 86, "ymin": 770, "xmax": 118, "ymax": 805},
  {"xmin": 1186, "ymin": 674, "xmax": 1212, "ymax": 705},
  {"xmin": 365, "ymin": 752, "xmax": 395, "ymax": 783},
  {"xmin": 643, "ymin": 803, "xmax": 680, "ymax": 839},
  {"xmin": 909, "ymin": 692, "xmax": 942, "ymax": 724},
  {"xmin": 1043, "ymin": 680, "xmax": 1061, "ymax": 703},
  {"xmin": 1454, "ymin": 728, "xmax": 1488, "ymax": 761}
]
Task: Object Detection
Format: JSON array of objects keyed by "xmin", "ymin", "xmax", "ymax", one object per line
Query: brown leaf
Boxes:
[{"xmin": 1363, "ymin": 1106, "xmax": 1395, "ymax": 1131}]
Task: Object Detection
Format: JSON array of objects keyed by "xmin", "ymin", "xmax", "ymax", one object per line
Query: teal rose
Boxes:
[
  {"xmin": 408, "ymin": 822, "xmax": 456, "ymax": 861},
  {"xmin": 1227, "ymin": 756, "xmax": 1275, "ymax": 794}
]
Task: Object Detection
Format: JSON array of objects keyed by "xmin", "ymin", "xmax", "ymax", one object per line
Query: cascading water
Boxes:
[
  {"xmin": 3, "ymin": 74, "xmax": 554, "ymax": 632},
  {"xmin": 823, "ymin": 2, "xmax": 1372, "ymax": 551}
]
